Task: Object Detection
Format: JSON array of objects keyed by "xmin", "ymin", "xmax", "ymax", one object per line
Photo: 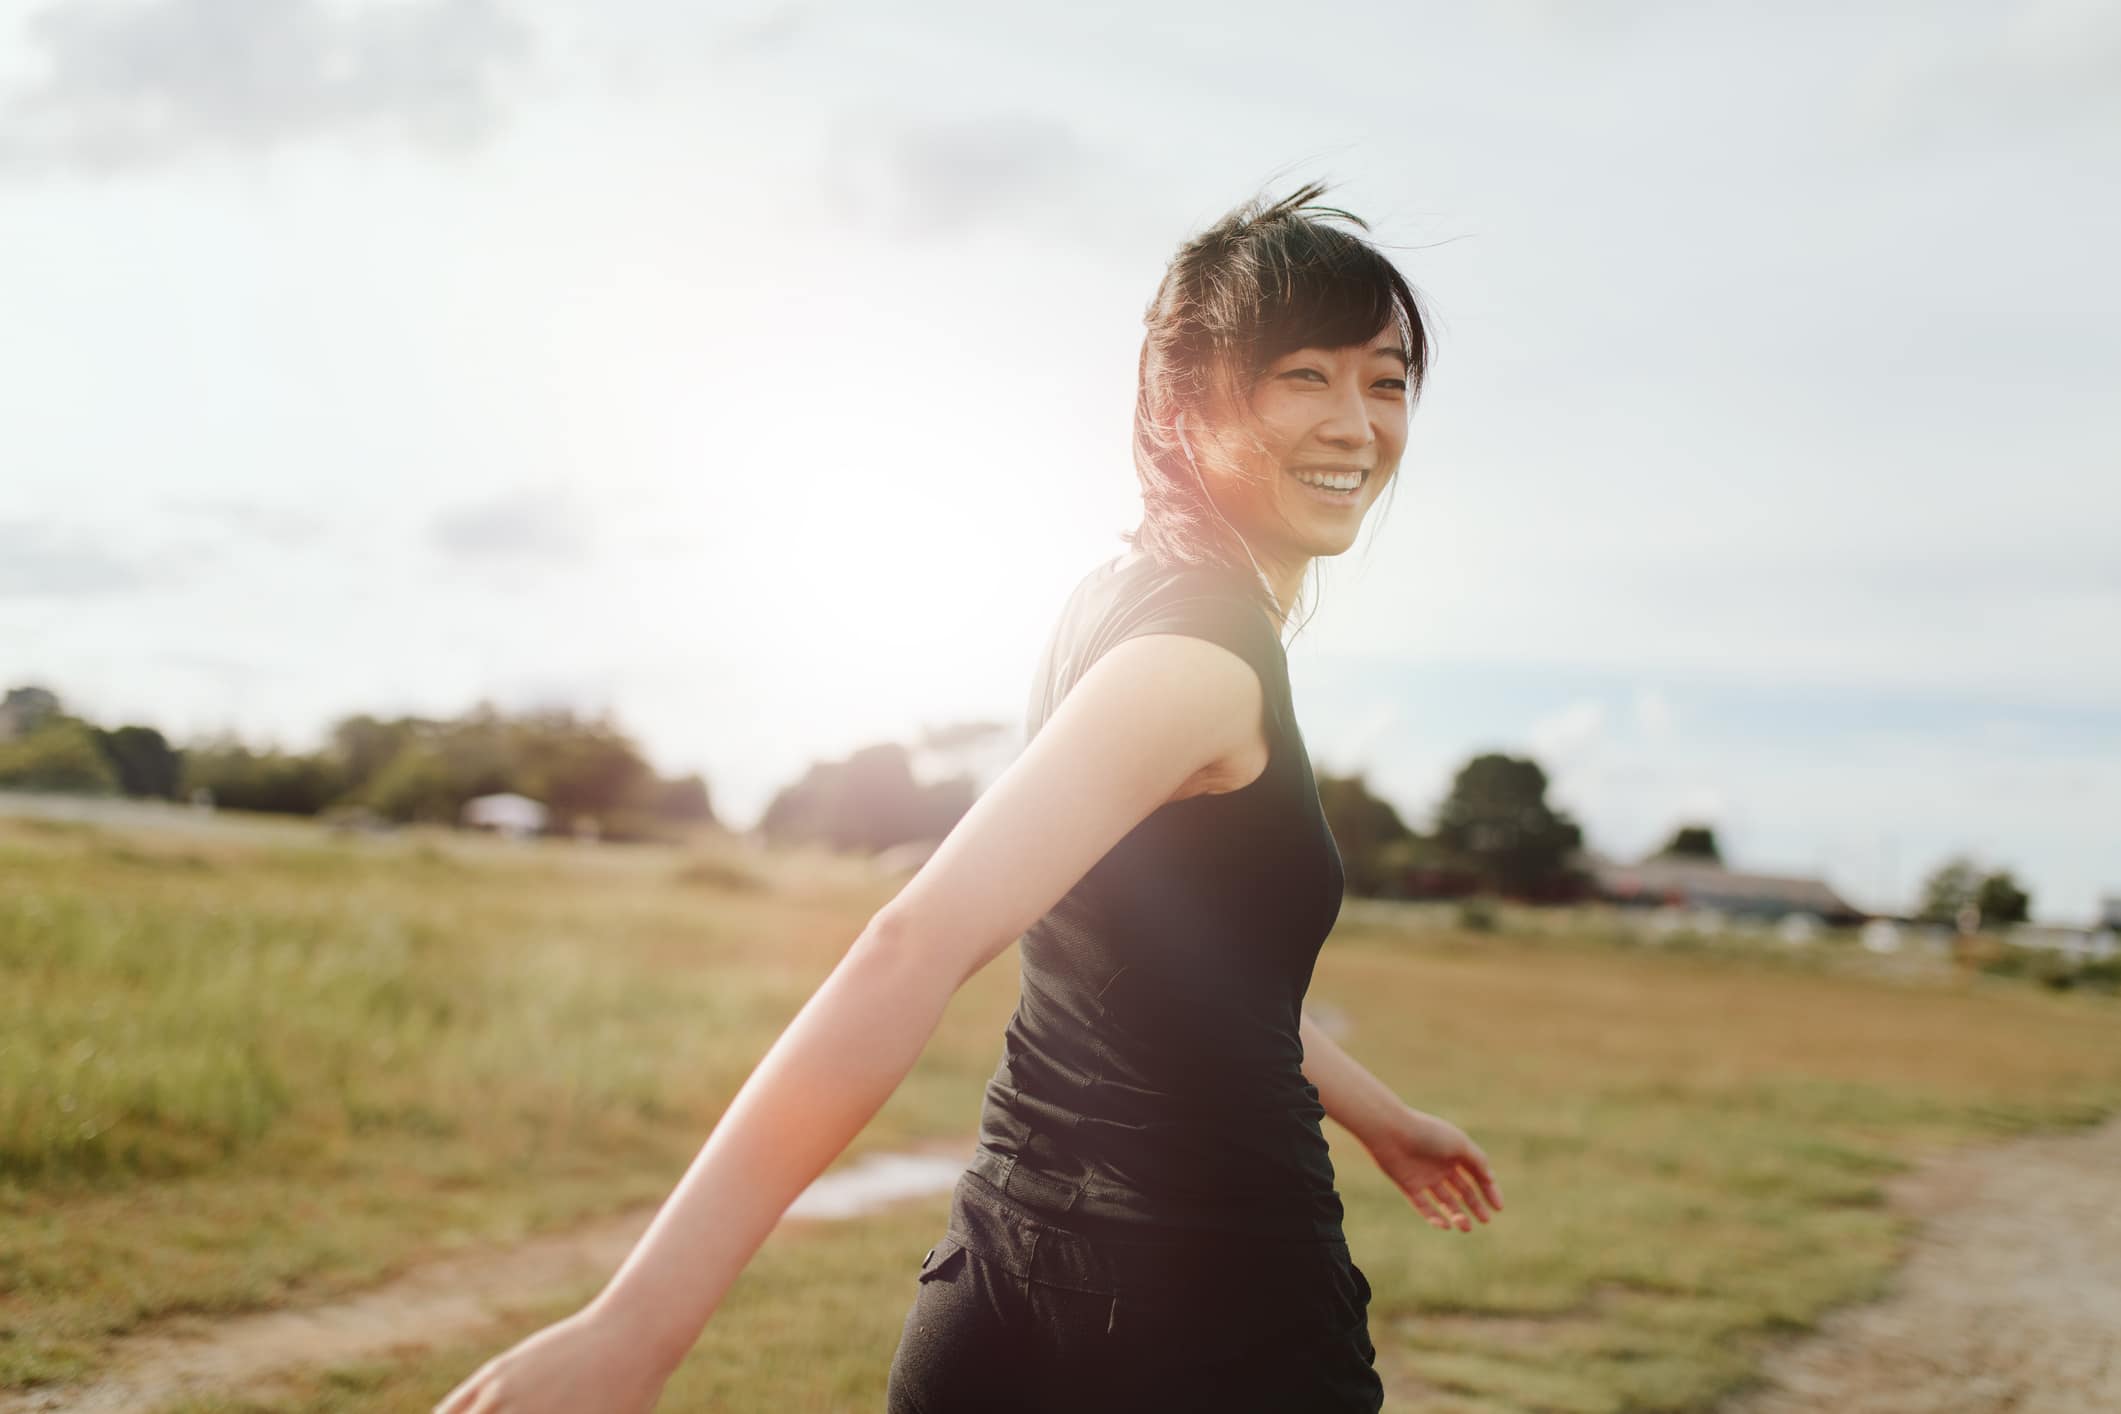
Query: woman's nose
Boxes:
[{"xmin": 1315, "ymin": 380, "xmax": 1376, "ymax": 449}]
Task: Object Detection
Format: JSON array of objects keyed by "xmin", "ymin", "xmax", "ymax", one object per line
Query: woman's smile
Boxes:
[{"xmin": 1286, "ymin": 464, "xmax": 1371, "ymax": 507}]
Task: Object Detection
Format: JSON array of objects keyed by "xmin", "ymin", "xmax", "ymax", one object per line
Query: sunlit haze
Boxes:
[{"xmin": 2, "ymin": 1, "xmax": 2115, "ymax": 920}]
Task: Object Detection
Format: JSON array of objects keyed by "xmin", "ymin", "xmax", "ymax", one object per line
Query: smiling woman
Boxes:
[
  {"xmin": 1127, "ymin": 183, "xmax": 1430, "ymax": 638},
  {"xmin": 434, "ymin": 184, "xmax": 1500, "ymax": 1414}
]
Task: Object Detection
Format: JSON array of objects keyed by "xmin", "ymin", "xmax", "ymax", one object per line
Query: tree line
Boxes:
[
  {"xmin": 0, "ymin": 682, "xmax": 2036, "ymax": 919},
  {"xmin": 0, "ymin": 684, "xmax": 713, "ymax": 842},
  {"xmin": 3, "ymin": 680, "xmax": 1588, "ymax": 890}
]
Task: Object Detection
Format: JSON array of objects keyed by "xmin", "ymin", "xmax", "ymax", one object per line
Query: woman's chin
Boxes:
[{"xmin": 1298, "ymin": 519, "xmax": 1367, "ymax": 559}]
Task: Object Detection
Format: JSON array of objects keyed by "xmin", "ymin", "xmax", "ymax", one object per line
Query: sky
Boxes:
[{"xmin": 1, "ymin": 0, "xmax": 2115, "ymax": 921}]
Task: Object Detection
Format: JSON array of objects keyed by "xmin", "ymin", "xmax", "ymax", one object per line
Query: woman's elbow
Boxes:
[{"xmin": 858, "ymin": 903, "xmax": 1009, "ymax": 996}]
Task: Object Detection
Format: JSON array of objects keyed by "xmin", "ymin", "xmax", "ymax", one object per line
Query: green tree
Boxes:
[
  {"xmin": 329, "ymin": 714, "xmax": 424, "ymax": 799},
  {"xmin": 1433, "ymin": 752, "xmax": 1585, "ymax": 899},
  {"xmin": 654, "ymin": 773, "xmax": 717, "ymax": 824},
  {"xmin": 359, "ymin": 742, "xmax": 463, "ymax": 824},
  {"xmin": 1316, "ymin": 771, "xmax": 1415, "ymax": 897},
  {"xmin": 1654, "ymin": 823, "xmax": 1722, "ymax": 863},
  {"xmin": 181, "ymin": 740, "xmax": 344, "ymax": 815},
  {"xmin": 1976, "ymin": 870, "xmax": 2031, "ymax": 926},
  {"xmin": 513, "ymin": 710, "xmax": 657, "ymax": 830},
  {"xmin": 318, "ymin": 705, "xmax": 686, "ymax": 836},
  {"xmin": 1917, "ymin": 856, "xmax": 1982, "ymax": 924},
  {"xmin": 93, "ymin": 724, "xmax": 184, "ymax": 799},
  {"xmin": 0, "ymin": 721, "xmax": 118, "ymax": 793},
  {"xmin": 760, "ymin": 742, "xmax": 971, "ymax": 853}
]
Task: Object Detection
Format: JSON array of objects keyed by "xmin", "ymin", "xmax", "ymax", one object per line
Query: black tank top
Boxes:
[{"xmin": 967, "ymin": 546, "xmax": 1349, "ymax": 1243}]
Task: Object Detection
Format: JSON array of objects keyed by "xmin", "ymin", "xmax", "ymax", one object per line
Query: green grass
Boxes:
[
  {"xmin": 3, "ymin": 812, "xmax": 2119, "ymax": 1411},
  {"xmin": 0, "ymin": 814, "xmax": 1003, "ymax": 1394}
]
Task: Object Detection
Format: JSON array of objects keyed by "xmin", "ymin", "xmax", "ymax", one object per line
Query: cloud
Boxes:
[
  {"xmin": 0, "ymin": 0, "xmax": 532, "ymax": 173},
  {"xmin": 723, "ymin": 3, "xmax": 805, "ymax": 56},
  {"xmin": 1856, "ymin": 0, "xmax": 2121, "ymax": 148},
  {"xmin": 1527, "ymin": 696, "xmax": 1606, "ymax": 763},
  {"xmin": 0, "ymin": 519, "xmax": 150, "ymax": 596},
  {"xmin": 160, "ymin": 495, "xmax": 327, "ymax": 546},
  {"xmin": 429, "ymin": 487, "xmax": 590, "ymax": 563},
  {"xmin": 821, "ymin": 108, "xmax": 1085, "ymax": 237},
  {"xmin": 1633, "ymin": 684, "xmax": 1675, "ymax": 739}
]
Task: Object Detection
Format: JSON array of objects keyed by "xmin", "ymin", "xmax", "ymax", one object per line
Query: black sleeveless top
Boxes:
[{"xmin": 967, "ymin": 546, "xmax": 1349, "ymax": 1243}]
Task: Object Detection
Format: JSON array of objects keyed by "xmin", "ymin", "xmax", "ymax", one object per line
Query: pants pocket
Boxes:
[
  {"xmin": 888, "ymin": 1237, "xmax": 1018, "ymax": 1412},
  {"xmin": 917, "ymin": 1235, "xmax": 969, "ymax": 1284}
]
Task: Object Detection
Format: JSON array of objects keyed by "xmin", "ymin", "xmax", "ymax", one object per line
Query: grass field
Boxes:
[{"xmin": 4, "ymin": 807, "xmax": 2118, "ymax": 1412}]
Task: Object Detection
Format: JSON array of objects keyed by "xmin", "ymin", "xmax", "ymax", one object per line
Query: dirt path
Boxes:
[
  {"xmin": 0, "ymin": 1140, "xmax": 974, "ymax": 1414},
  {"xmin": 1715, "ymin": 1108, "xmax": 2121, "ymax": 1414},
  {"xmin": 1371, "ymin": 1110, "xmax": 2121, "ymax": 1413}
]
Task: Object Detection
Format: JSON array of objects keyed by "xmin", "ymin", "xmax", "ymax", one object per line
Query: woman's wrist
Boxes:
[
  {"xmin": 1354, "ymin": 1098, "xmax": 1421, "ymax": 1153},
  {"xmin": 581, "ymin": 1287, "xmax": 695, "ymax": 1383}
]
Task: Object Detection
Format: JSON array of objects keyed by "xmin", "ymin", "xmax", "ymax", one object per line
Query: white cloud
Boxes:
[
  {"xmin": 0, "ymin": 520, "xmax": 157, "ymax": 597},
  {"xmin": 1527, "ymin": 697, "xmax": 1605, "ymax": 763},
  {"xmin": 820, "ymin": 107, "xmax": 1087, "ymax": 238},
  {"xmin": 1633, "ymin": 685, "xmax": 1675, "ymax": 739},
  {"xmin": 429, "ymin": 487, "xmax": 592, "ymax": 565},
  {"xmin": 0, "ymin": 0, "xmax": 532, "ymax": 172}
]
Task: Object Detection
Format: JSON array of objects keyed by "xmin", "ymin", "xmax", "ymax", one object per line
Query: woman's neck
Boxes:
[{"xmin": 1253, "ymin": 546, "xmax": 1307, "ymax": 633}]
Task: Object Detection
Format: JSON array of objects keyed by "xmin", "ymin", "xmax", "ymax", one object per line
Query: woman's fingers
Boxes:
[
  {"xmin": 1467, "ymin": 1149, "xmax": 1504, "ymax": 1210},
  {"xmin": 1406, "ymin": 1186, "xmax": 1455, "ymax": 1230},
  {"xmin": 1442, "ymin": 1170, "xmax": 1491, "ymax": 1225},
  {"xmin": 1420, "ymin": 1183, "xmax": 1472, "ymax": 1232}
]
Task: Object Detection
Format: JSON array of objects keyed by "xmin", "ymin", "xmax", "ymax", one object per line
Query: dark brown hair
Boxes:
[{"xmin": 1121, "ymin": 181, "xmax": 1432, "ymax": 629}]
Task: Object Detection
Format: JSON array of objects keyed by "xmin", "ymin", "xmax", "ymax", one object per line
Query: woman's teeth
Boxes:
[{"xmin": 1291, "ymin": 469, "xmax": 1364, "ymax": 495}]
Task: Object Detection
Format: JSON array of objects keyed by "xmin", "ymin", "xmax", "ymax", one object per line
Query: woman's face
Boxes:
[{"xmin": 1191, "ymin": 322, "xmax": 1410, "ymax": 563}]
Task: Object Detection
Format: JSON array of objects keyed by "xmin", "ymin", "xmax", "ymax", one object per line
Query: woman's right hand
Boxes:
[{"xmin": 432, "ymin": 1304, "xmax": 674, "ymax": 1414}]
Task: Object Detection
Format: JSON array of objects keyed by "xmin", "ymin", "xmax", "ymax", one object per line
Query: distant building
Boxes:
[
  {"xmin": 2101, "ymin": 895, "xmax": 2121, "ymax": 931},
  {"xmin": 1860, "ymin": 918, "xmax": 1903, "ymax": 953},
  {"xmin": 1590, "ymin": 854, "xmax": 1864, "ymax": 926},
  {"xmin": 460, "ymin": 792, "xmax": 548, "ymax": 840},
  {"xmin": 2008, "ymin": 922, "xmax": 2119, "ymax": 961}
]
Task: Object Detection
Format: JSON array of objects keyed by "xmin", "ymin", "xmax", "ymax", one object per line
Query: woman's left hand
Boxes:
[
  {"xmin": 432, "ymin": 1304, "xmax": 673, "ymax": 1414},
  {"xmin": 1364, "ymin": 1107, "xmax": 1504, "ymax": 1233}
]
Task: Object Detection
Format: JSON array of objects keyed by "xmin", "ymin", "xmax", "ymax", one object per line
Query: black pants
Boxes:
[{"xmin": 885, "ymin": 1166, "xmax": 1384, "ymax": 1413}]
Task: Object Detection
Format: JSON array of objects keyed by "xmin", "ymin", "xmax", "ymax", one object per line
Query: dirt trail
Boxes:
[
  {"xmin": 1, "ymin": 1139, "xmax": 974, "ymax": 1414},
  {"xmin": 1713, "ymin": 1107, "xmax": 2121, "ymax": 1414},
  {"xmin": 1369, "ymin": 1111, "xmax": 2121, "ymax": 1413}
]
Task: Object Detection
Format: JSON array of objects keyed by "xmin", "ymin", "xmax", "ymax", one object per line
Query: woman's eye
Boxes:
[
  {"xmin": 1375, "ymin": 378, "xmax": 1408, "ymax": 392},
  {"xmin": 1280, "ymin": 368, "xmax": 1327, "ymax": 383}
]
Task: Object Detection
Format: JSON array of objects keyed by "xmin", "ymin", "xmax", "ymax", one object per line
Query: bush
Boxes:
[
  {"xmin": 1457, "ymin": 899, "xmax": 1500, "ymax": 933},
  {"xmin": 182, "ymin": 743, "xmax": 345, "ymax": 815},
  {"xmin": 1978, "ymin": 945, "xmax": 2120, "ymax": 996},
  {"xmin": 0, "ymin": 721, "xmax": 118, "ymax": 794},
  {"xmin": 2076, "ymin": 958, "xmax": 2121, "ymax": 994}
]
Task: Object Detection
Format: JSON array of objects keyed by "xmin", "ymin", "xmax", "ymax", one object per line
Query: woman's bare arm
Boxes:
[
  {"xmin": 593, "ymin": 632, "xmax": 1265, "ymax": 1364},
  {"xmin": 434, "ymin": 631, "xmax": 1268, "ymax": 1411},
  {"xmin": 585, "ymin": 915, "xmax": 960, "ymax": 1369},
  {"xmin": 1299, "ymin": 1009, "xmax": 1505, "ymax": 1232},
  {"xmin": 1297, "ymin": 1008, "xmax": 1413, "ymax": 1145}
]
